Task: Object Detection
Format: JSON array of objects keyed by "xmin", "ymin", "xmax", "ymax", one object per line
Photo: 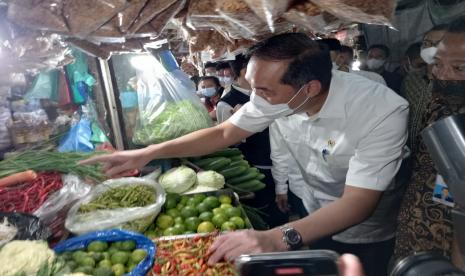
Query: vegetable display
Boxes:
[
  {"xmin": 158, "ymin": 166, "xmax": 197, "ymax": 194},
  {"xmin": 133, "ymin": 100, "xmax": 212, "ymax": 145},
  {"xmin": 0, "ymin": 172, "xmax": 63, "ymax": 213},
  {"xmin": 0, "ymin": 150, "xmax": 105, "ymax": 181},
  {"xmin": 145, "ymin": 192, "xmax": 250, "ymax": 238},
  {"xmin": 56, "ymin": 240, "xmax": 148, "ymax": 276},
  {"xmin": 150, "ymin": 234, "xmax": 236, "ymax": 276}
]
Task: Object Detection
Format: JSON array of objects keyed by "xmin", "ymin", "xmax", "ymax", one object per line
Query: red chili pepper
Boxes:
[{"xmin": 153, "ymin": 264, "xmax": 161, "ymax": 274}]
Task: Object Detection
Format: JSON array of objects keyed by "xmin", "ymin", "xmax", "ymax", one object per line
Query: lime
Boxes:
[
  {"xmin": 165, "ymin": 197, "xmax": 178, "ymax": 209},
  {"xmin": 180, "ymin": 196, "xmax": 189, "ymax": 205},
  {"xmin": 173, "ymin": 223, "xmax": 186, "ymax": 233},
  {"xmin": 112, "ymin": 242, "xmax": 123, "ymax": 250},
  {"xmin": 229, "ymin": 216, "xmax": 245, "ymax": 229},
  {"xmin": 107, "ymin": 247, "xmax": 119, "ymax": 256},
  {"xmin": 203, "ymin": 196, "xmax": 220, "ymax": 209},
  {"xmin": 166, "ymin": 193, "xmax": 180, "ymax": 203},
  {"xmin": 144, "ymin": 230, "xmax": 157, "ymax": 239},
  {"xmin": 126, "ymin": 263, "xmax": 137, "ymax": 273},
  {"xmin": 212, "ymin": 207, "xmax": 225, "ymax": 216},
  {"xmin": 166, "ymin": 209, "xmax": 181, "ymax": 218},
  {"xmin": 99, "ymin": 259, "xmax": 113, "ymax": 268},
  {"xmin": 186, "ymin": 197, "xmax": 199, "ymax": 207},
  {"xmin": 67, "ymin": 260, "xmax": 78, "ymax": 270},
  {"xmin": 78, "ymin": 256, "xmax": 95, "ymax": 267},
  {"xmin": 93, "ymin": 266, "xmax": 115, "ymax": 276},
  {"xmin": 111, "ymin": 251, "xmax": 129, "ymax": 265},
  {"xmin": 193, "ymin": 193, "xmax": 207, "ymax": 202},
  {"xmin": 212, "ymin": 214, "xmax": 228, "ymax": 228},
  {"xmin": 218, "ymin": 195, "xmax": 232, "ymax": 204},
  {"xmin": 74, "ymin": 266, "xmax": 94, "ymax": 275},
  {"xmin": 220, "ymin": 203, "xmax": 233, "ymax": 209},
  {"xmin": 163, "ymin": 227, "xmax": 178, "ymax": 236},
  {"xmin": 199, "ymin": 211, "xmax": 214, "ymax": 222},
  {"xmin": 185, "ymin": 217, "xmax": 202, "ymax": 232},
  {"xmin": 88, "ymin": 241, "xmax": 109, "ymax": 252},
  {"xmin": 61, "ymin": 251, "xmax": 73, "ymax": 261},
  {"xmin": 156, "ymin": 214, "xmax": 174, "ymax": 230},
  {"xmin": 120, "ymin": 240, "xmax": 136, "ymax": 252},
  {"xmin": 225, "ymin": 207, "xmax": 242, "ymax": 218},
  {"xmin": 181, "ymin": 205, "xmax": 198, "ymax": 218},
  {"xmin": 196, "ymin": 202, "xmax": 211, "ymax": 213},
  {"xmin": 112, "ymin": 263, "xmax": 126, "ymax": 276},
  {"xmin": 221, "ymin": 221, "xmax": 237, "ymax": 231},
  {"xmin": 90, "ymin": 252, "xmax": 104, "ymax": 262},
  {"xmin": 72, "ymin": 250, "xmax": 87, "ymax": 262},
  {"xmin": 130, "ymin": 249, "xmax": 148, "ymax": 263},
  {"xmin": 176, "ymin": 203, "xmax": 185, "ymax": 210},
  {"xmin": 197, "ymin": 221, "xmax": 215, "ymax": 233},
  {"xmin": 174, "ymin": 216, "xmax": 184, "ymax": 225}
]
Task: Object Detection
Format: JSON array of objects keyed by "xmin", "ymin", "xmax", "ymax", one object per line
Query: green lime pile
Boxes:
[
  {"xmin": 57, "ymin": 240, "xmax": 148, "ymax": 276},
  {"xmin": 145, "ymin": 193, "xmax": 248, "ymax": 237}
]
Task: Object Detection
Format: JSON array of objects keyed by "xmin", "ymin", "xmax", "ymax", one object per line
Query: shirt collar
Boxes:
[
  {"xmin": 232, "ymin": 84, "xmax": 251, "ymax": 96},
  {"xmin": 317, "ymin": 71, "xmax": 347, "ymax": 119}
]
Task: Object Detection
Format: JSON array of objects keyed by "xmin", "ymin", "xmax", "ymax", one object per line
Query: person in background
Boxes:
[
  {"xmin": 204, "ymin": 62, "xmax": 217, "ymax": 76},
  {"xmin": 396, "ymin": 43, "xmax": 427, "ymax": 80},
  {"xmin": 335, "ymin": 45, "xmax": 386, "ymax": 85},
  {"xmin": 215, "ymin": 62, "xmax": 234, "ymax": 96},
  {"xmin": 197, "ymin": 76, "xmax": 223, "ymax": 120},
  {"xmin": 402, "ymin": 25, "xmax": 448, "ymax": 153},
  {"xmin": 394, "ymin": 18, "xmax": 465, "ymax": 266},
  {"xmin": 318, "ymin": 38, "xmax": 342, "ymax": 66},
  {"xmin": 217, "ymin": 54, "xmax": 288, "ymax": 227},
  {"xmin": 366, "ymin": 44, "xmax": 403, "ymax": 94}
]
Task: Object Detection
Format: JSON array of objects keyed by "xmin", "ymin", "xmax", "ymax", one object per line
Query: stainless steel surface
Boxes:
[
  {"xmin": 421, "ymin": 114, "xmax": 465, "ymax": 207},
  {"xmin": 99, "ymin": 59, "xmax": 125, "ymax": 150}
]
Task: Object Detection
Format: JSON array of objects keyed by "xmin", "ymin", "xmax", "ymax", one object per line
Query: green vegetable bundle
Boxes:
[
  {"xmin": 133, "ymin": 100, "xmax": 212, "ymax": 145},
  {"xmin": 0, "ymin": 150, "xmax": 105, "ymax": 181}
]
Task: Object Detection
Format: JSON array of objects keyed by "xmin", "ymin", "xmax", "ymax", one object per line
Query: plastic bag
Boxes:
[
  {"xmin": 34, "ymin": 174, "xmax": 92, "ymax": 243},
  {"xmin": 58, "ymin": 118, "xmax": 94, "ymax": 152},
  {"xmin": 132, "ymin": 54, "xmax": 212, "ymax": 145},
  {"xmin": 0, "ymin": 107, "xmax": 12, "ymax": 151},
  {"xmin": 311, "ymin": 0, "xmax": 396, "ymax": 27},
  {"xmin": 63, "ymin": 0, "xmax": 128, "ymax": 37},
  {"xmin": 0, "ymin": 212, "xmax": 50, "ymax": 241},
  {"xmin": 65, "ymin": 170, "xmax": 166, "ymax": 235},
  {"xmin": 283, "ymin": 1, "xmax": 344, "ymax": 34},
  {"xmin": 127, "ymin": 0, "xmax": 177, "ymax": 34},
  {"xmin": 243, "ymin": 0, "xmax": 292, "ymax": 32},
  {"xmin": 54, "ymin": 229, "xmax": 156, "ymax": 276},
  {"xmin": 25, "ymin": 70, "xmax": 59, "ymax": 101}
]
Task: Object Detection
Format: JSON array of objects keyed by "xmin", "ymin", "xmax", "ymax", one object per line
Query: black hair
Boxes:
[
  {"xmin": 247, "ymin": 33, "xmax": 332, "ymax": 91},
  {"xmin": 318, "ymin": 38, "xmax": 342, "ymax": 52},
  {"xmin": 339, "ymin": 45, "xmax": 354, "ymax": 59},
  {"xmin": 215, "ymin": 62, "xmax": 231, "ymax": 71},
  {"xmin": 368, "ymin": 44, "xmax": 390, "ymax": 58},
  {"xmin": 405, "ymin": 42, "xmax": 422, "ymax": 60},
  {"xmin": 447, "ymin": 17, "xmax": 465, "ymax": 33},
  {"xmin": 198, "ymin": 76, "xmax": 221, "ymax": 89},
  {"xmin": 204, "ymin": 62, "xmax": 217, "ymax": 69},
  {"xmin": 229, "ymin": 54, "xmax": 250, "ymax": 80}
]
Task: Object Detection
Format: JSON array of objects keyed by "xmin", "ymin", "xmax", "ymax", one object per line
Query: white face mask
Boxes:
[
  {"xmin": 366, "ymin": 58, "xmax": 386, "ymax": 70},
  {"xmin": 199, "ymin": 87, "xmax": 217, "ymax": 97},
  {"xmin": 420, "ymin": 47, "xmax": 438, "ymax": 64},
  {"xmin": 249, "ymin": 85, "xmax": 311, "ymax": 120},
  {"xmin": 205, "ymin": 72, "xmax": 216, "ymax": 77},
  {"xmin": 223, "ymin": 77, "xmax": 233, "ymax": 86}
]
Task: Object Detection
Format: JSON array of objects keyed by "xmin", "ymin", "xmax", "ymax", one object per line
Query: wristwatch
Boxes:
[{"xmin": 279, "ymin": 224, "xmax": 303, "ymax": 250}]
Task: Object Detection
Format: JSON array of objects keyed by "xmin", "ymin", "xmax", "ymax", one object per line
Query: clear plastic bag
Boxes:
[
  {"xmin": 132, "ymin": 54, "xmax": 212, "ymax": 145},
  {"xmin": 54, "ymin": 229, "xmax": 156, "ymax": 276},
  {"xmin": 65, "ymin": 170, "xmax": 166, "ymax": 235},
  {"xmin": 243, "ymin": 0, "xmax": 292, "ymax": 32},
  {"xmin": 311, "ymin": 0, "xmax": 396, "ymax": 27},
  {"xmin": 0, "ymin": 212, "xmax": 50, "ymax": 241}
]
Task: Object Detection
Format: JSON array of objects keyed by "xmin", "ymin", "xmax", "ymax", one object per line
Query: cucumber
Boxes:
[
  {"xmin": 230, "ymin": 160, "xmax": 249, "ymax": 168},
  {"xmin": 255, "ymin": 173, "xmax": 266, "ymax": 181},
  {"xmin": 203, "ymin": 157, "xmax": 231, "ymax": 171},
  {"xmin": 235, "ymin": 180, "xmax": 266, "ymax": 192},
  {"xmin": 204, "ymin": 148, "xmax": 242, "ymax": 158},
  {"xmin": 228, "ymin": 169, "xmax": 259, "ymax": 185},
  {"xmin": 218, "ymin": 165, "xmax": 249, "ymax": 179},
  {"xmin": 193, "ymin": 157, "xmax": 225, "ymax": 168},
  {"xmin": 230, "ymin": 154, "xmax": 245, "ymax": 161}
]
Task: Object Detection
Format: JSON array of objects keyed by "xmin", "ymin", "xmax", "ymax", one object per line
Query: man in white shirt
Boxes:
[{"xmin": 82, "ymin": 33, "xmax": 408, "ymax": 276}]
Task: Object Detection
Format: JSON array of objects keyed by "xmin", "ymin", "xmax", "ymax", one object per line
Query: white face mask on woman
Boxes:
[
  {"xmin": 199, "ymin": 87, "xmax": 217, "ymax": 97},
  {"xmin": 420, "ymin": 47, "xmax": 438, "ymax": 64},
  {"xmin": 249, "ymin": 85, "xmax": 311, "ymax": 120},
  {"xmin": 366, "ymin": 58, "xmax": 386, "ymax": 70}
]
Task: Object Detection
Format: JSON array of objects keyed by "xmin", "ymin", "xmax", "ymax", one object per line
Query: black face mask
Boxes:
[{"xmin": 432, "ymin": 79, "xmax": 465, "ymax": 97}]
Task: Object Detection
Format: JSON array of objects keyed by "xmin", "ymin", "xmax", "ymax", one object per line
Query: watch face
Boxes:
[{"xmin": 286, "ymin": 229, "xmax": 301, "ymax": 245}]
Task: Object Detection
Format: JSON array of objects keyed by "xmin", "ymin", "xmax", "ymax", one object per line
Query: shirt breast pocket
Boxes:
[{"xmin": 325, "ymin": 154, "xmax": 352, "ymax": 169}]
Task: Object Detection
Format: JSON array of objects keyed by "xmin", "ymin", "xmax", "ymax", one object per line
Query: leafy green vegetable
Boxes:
[
  {"xmin": 133, "ymin": 100, "xmax": 212, "ymax": 145},
  {"xmin": 196, "ymin": 171, "xmax": 225, "ymax": 189},
  {"xmin": 158, "ymin": 166, "xmax": 197, "ymax": 194}
]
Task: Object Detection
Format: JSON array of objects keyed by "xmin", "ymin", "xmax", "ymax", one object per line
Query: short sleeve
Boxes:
[
  {"xmin": 345, "ymin": 105, "xmax": 409, "ymax": 191},
  {"xmin": 228, "ymin": 102, "xmax": 273, "ymax": 133}
]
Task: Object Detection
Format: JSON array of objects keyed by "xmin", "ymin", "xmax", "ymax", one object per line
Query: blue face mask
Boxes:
[{"xmin": 199, "ymin": 87, "xmax": 217, "ymax": 97}]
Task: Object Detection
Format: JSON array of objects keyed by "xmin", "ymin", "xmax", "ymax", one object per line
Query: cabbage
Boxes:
[
  {"xmin": 0, "ymin": 240, "xmax": 55, "ymax": 276},
  {"xmin": 158, "ymin": 166, "xmax": 197, "ymax": 194},
  {"xmin": 196, "ymin": 171, "xmax": 225, "ymax": 189}
]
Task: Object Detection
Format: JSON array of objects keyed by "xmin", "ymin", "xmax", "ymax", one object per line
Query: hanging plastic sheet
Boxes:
[
  {"xmin": 58, "ymin": 118, "xmax": 94, "ymax": 152},
  {"xmin": 243, "ymin": 0, "xmax": 292, "ymax": 32},
  {"xmin": 57, "ymin": 70, "xmax": 73, "ymax": 106},
  {"xmin": 25, "ymin": 70, "xmax": 59, "ymax": 101}
]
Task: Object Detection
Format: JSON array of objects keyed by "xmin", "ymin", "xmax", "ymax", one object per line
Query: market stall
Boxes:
[{"xmin": 0, "ymin": 0, "xmax": 406, "ymax": 275}]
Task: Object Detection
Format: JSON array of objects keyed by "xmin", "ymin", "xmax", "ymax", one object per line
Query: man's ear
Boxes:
[{"xmin": 305, "ymin": 80, "xmax": 323, "ymax": 97}]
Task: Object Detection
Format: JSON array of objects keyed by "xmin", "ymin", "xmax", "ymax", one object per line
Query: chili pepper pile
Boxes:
[
  {"xmin": 151, "ymin": 234, "xmax": 236, "ymax": 276},
  {"xmin": 0, "ymin": 172, "xmax": 63, "ymax": 213}
]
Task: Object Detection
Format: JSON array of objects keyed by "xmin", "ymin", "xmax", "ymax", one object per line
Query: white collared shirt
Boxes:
[
  {"xmin": 231, "ymin": 71, "xmax": 409, "ymax": 243},
  {"xmin": 216, "ymin": 85, "xmax": 251, "ymax": 124},
  {"xmin": 350, "ymin": 69, "xmax": 387, "ymax": 86}
]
